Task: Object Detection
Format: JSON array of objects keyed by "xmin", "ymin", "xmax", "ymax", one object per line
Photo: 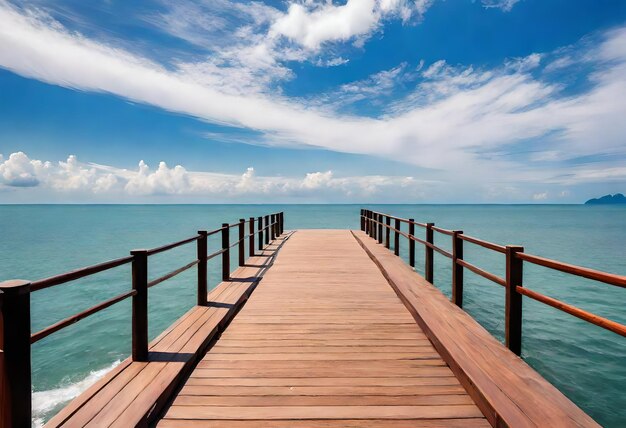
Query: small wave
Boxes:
[{"xmin": 32, "ymin": 360, "xmax": 121, "ymax": 427}]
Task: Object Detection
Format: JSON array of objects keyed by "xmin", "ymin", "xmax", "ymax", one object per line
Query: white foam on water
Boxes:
[{"xmin": 32, "ymin": 360, "xmax": 121, "ymax": 427}]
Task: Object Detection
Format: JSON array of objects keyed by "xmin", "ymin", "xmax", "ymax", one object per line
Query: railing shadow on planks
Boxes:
[
  {"xmin": 0, "ymin": 212, "xmax": 284, "ymax": 427},
  {"xmin": 360, "ymin": 209, "xmax": 626, "ymax": 355}
]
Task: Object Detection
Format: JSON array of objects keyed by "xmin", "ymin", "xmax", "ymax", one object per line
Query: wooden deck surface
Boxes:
[{"xmin": 158, "ymin": 230, "xmax": 488, "ymax": 427}]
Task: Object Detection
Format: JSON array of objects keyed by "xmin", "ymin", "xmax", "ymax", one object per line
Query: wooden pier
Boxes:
[{"xmin": 1, "ymin": 210, "xmax": 624, "ymax": 427}]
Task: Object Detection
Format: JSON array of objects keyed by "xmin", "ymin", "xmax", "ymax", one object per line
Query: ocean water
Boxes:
[{"xmin": 0, "ymin": 204, "xmax": 624, "ymax": 426}]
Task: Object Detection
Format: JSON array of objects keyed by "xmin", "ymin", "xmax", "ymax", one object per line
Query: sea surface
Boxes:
[{"xmin": 0, "ymin": 204, "xmax": 624, "ymax": 427}]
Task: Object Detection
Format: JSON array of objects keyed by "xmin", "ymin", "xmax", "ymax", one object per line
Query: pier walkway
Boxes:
[
  {"xmin": 2, "ymin": 210, "xmax": 622, "ymax": 427},
  {"xmin": 159, "ymin": 230, "xmax": 486, "ymax": 427}
]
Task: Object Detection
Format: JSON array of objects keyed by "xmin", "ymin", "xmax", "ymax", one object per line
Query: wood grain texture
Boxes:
[
  {"xmin": 158, "ymin": 230, "xmax": 486, "ymax": 427},
  {"xmin": 352, "ymin": 229, "xmax": 600, "ymax": 428}
]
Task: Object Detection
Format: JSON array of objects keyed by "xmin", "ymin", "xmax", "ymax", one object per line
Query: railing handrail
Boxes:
[
  {"xmin": 26, "ymin": 211, "xmax": 283, "ymax": 340},
  {"xmin": 0, "ymin": 211, "xmax": 285, "ymax": 427},
  {"xmin": 359, "ymin": 209, "xmax": 626, "ymax": 350}
]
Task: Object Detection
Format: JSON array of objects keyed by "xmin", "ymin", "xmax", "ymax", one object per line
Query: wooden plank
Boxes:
[
  {"xmin": 172, "ymin": 395, "xmax": 475, "ymax": 407},
  {"xmin": 195, "ymin": 360, "xmax": 447, "ymax": 369},
  {"xmin": 209, "ymin": 346, "xmax": 436, "ymax": 353},
  {"xmin": 189, "ymin": 367, "xmax": 453, "ymax": 378},
  {"xmin": 177, "ymin": 385, "xmax": 467, "ymax": 396},
  {"xmin": 163, "ymin": 405, "xmax": 484, "ymax": 420},
  {"xmin": 157, "ymin": 419, "xmax": 491, "ymax": 428},
  {"xmin": 183, "ymin": 377, "xmax": 461, "ymax": 387}
]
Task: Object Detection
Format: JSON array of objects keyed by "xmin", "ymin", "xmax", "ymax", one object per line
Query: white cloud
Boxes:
[
  {"xmin": 271, "ymin": 0, "xmax": 379, "ymax": 50},
  {"xmin": 0, "ymin": 3, "xmax": 625, "ymax": 195},
  {"xmin": 532, "ymin": 192, "xmax": 548, "ymax": 200},
  {"xmin": 146, "ymin": 0, "xmax": 433, "ymax": 95},
  {"xmin": 0, "ymin": 151, "xmax": 49, "ymax": 187},
  {"xmin": 0, "ymin": 152, "xmax": 431, "ymax": 201},
  {"xmin": 481, "ymin": 0, "xmax": 521, "ymax": 12},
  {"xmin": 301, "ymin": 171, "xmax": 333, "ymax": 189}
]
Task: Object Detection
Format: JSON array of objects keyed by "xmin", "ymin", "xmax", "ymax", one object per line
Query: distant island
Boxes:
[{"xmin": 584, "ymin": 193, "xmax": 626, "ymax": 205}]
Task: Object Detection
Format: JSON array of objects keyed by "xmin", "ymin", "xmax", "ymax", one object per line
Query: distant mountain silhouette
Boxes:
[{"xmin": 584, "ymin": 193, "xmax": 626, "ymax": 205}]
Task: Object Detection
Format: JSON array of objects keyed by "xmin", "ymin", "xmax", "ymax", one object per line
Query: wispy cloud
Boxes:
[
  {"xmin": 481, "ymin": 0, "xmax": 521, "ymax": 12},
  {"xmin": 0, "ymin": 2, "xmax": 625, "ymax": 199}
]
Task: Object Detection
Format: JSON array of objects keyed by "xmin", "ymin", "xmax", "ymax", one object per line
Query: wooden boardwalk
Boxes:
[
  {"xmin": 159, "ymin": 230, "xmax": 487, "ymax": 427},
  {"xmin": 1, "ymin": 212, "xmax": 607, "ymax": 427}
]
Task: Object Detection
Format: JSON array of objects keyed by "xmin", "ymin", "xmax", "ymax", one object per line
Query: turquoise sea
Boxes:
[{"xmin": 0, "ymin": 204, "xmax": 624, "ymax": 426}]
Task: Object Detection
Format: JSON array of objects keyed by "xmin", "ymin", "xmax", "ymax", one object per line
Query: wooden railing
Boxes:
[
  {"xmin": 0, "ymin": 211, "xmax": 284, "ymax": 427},
  {"xmin": 360, "ymin": 209, "xmax": 626, "ymax": 354}
]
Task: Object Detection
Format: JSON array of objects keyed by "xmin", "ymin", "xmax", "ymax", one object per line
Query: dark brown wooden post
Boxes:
[
  {"xmin": 360, "ymin": 209, "xmax": 365, "ymax": 231},
  {"xmin": 0, "ymin": 280, "xmax": 32, "ymax": 427},
  {"xmin": 378, "ymin": 214, "xmax": 383, "ymax": 244},
  {"xmin": 385, "ymin": 216, "xmax": 391, "ymax": 249},
  {"xmin": 273, "ymin": 214, "xmax": 278, "ymax": 239},
  {"xmin": 371, "ymin": 212, "xmax": 376, "ymax": 240},
  {"xmin": 269, "ymin": 214, "xmax": 274, "ymax": 241},
  {"xmin": 452, "ymin": 231, "xmax": 464, "ymax": 308},
  {"xmin": 257, "ymin": 216, "xmax": 263, "ymax": 251},
  {"xmin": 280, "ymin": 212, "xmax": 284, "ymax": 235},
  {"xmin": 425, "ymin": 223, "xmax": 435, "ymax": 283},
  {"xmin": 365, "ymin": 210, "xmax": 370, "ymax": 235},
  {"xmin": 506, "ymin": 245, "xmax": 524, "ymax": 355},
  {"xmin": 221, "ymin": 223, "xmax": 230, "ymax": 281},
  {"xmin": 408, "ymin": 219, "xmax": 416, "ymax": 268},
  {"xmin": 197, "ymin": 231, "xmax": 208, "ymax": 306},
  {"xmin": 264, "ymin": 215, "xmax": 270, "ymax": 245},
  {"xmin": 238, "ymin": 219, "xmax": 245, "ymax": 266},
  {"xmin": 249, "ymin": 217, "xmax": 255, "ymax": 258},
  {"xmin": 131, "ymin": 250, "xmax": 148, "ymax": 361},
  {"xmin": 394, "ymin": 219, "xmax": 400, "ymax": 256}
]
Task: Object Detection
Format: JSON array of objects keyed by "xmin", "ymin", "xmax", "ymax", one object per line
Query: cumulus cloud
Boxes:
[
  {"xmin": 0, "ymin": 151, "xmax": 48, "ymax": 187},
  {"xmin": 0, "ymin": 152, "xmax": 430, "ymax": 201}
]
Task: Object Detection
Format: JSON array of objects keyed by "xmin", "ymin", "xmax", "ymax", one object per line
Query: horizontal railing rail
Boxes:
[
  {"xmin": 360, "ymin": 209, "xmax": 626, "ymax": 357},
  {"xmin": 0, "ymin": 211, "xmax": 285, "ymax": 427}
]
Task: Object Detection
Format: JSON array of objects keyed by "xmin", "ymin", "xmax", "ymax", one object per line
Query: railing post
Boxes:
[
  {"xmin": 425, "ymin": 223, "xmax": 435, "ymax": 283},
  {"xmin": 131, "ymin": 249, "xmax": 148, "ymax": 361},
  {"xmin": 258, "ymin": 216, "xmax": 263, "ymax": 251},
  {"xmin": 221, "ymin": 223, "xmax": 230, "ymax": 281},
  {"xmin": 385, "ymin": 216, "xmax": 391, "ymax": 249},
  {"xmin": 249, "ymin": 217, "xmax": 255, "ymax": 258},
  {"xmin": 506, "ymin": 245, "xmax": 524, "ymax": 356},
  {"xmin": 394, "ymin": 218, "xmax": 400, "ymax": 256},
  {"xmin": 279, "ymin": 212, "xmax": 284, "ymax": 235},
  {"xmin": 272, "ymin": 214, "xmax": 277, "ymax": 240},
  {"xmin": 364, "ymin": 210, "xmax": 370, "ymax": 235},
  {"xmin": 264, "ymin": 215, "xmax": 270, "ymax": 245},
  {"xmin": 0, "ymin": 280, "xmax": 32, "ymax": 427},
  {"xmin": 452, "ymin": 231, "xmax": 464, "ymax": 308},
  {"xmin": 377, "ymin": 214, "xmax": 383, "ymax": 244},
  {"xmin": 360, "ymin": 209, "xmax": 365, "ymax": 231},
  {"xmin": 371, "ymin": 212, "xmax": 376, "ymax": 240},
  {"xmin": 238, "ymin": 219, "xmax": 245, "ymax": 267},
  {"xmin": 197, "ymin": 231, "xmax": 208, "ymax": 306},
  {"xmin": 408, "ymin": 219, "xmax": 416, "ymax": 268}
]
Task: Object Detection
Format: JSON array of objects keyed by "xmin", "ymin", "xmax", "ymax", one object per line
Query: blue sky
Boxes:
[{"xmin": 0, "ymin": 0, "xmax": 625, "ymax": 203}]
